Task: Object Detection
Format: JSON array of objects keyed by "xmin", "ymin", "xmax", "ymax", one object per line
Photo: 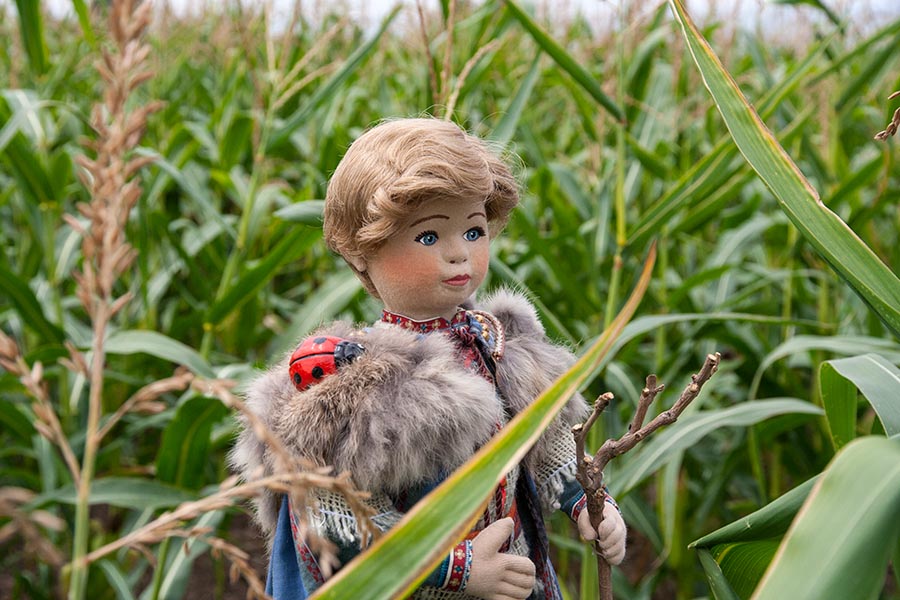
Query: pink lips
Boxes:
[{"xmin": 443, "ymin": 275, "xmax": 471, "ymax": 286}]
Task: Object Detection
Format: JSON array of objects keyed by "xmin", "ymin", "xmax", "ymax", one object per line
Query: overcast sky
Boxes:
[{"xmin": 26, "ymin": 0, "xmax": 900, "ymax": 42}]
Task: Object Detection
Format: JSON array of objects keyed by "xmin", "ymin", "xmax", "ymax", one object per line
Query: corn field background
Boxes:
[{"xmin": 1, "ymin": 0, "xmax": 900, "ymax": 598}]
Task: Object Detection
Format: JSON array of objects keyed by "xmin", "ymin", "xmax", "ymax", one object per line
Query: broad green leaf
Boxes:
[
  {"xmin": 627, "ymin": 31, "xmax": 829, "ymax": 249},
  {"xmin": 273, "ymin": 200, "xmax": 325, "ymax": 226},
  {"xmin": 698, "ymin": 548, "xmax": 741, "ymax": 600},
  {"xmin": 97, "ymin": 560, "xmax": 136, "ymax": 600},
  {"xmin": 490, "ymin": 53, "xmax": 542, "ymax": 149},
  {"xmin": 156, "ymin": 396, "xmax": 229, "ymax": 490},
  {"xmin": 753, "ymin": 437, "xmax": 900, "ymax": 600},
  {"xmin": 29, "ymin": 477, "xmax": 197, "ymax": 511},
  {"xmin": 819, "ymin": 361, "xmax": 860, "ymax": 450},
  {"xmin": 692, "ymin": 477, "xmax": 818, "ymax": 548},
  {"xmin": 151, "ymin": 510, "xmax": 225, "ymax": 600},
  {"xmin": 0, "ymin": 264, "xmax": 64, "ymax": 344},
  {"xmin": 612, "ymin": 399, "xmax": 823, "ymax": 496},
  {"xmin": 712, "ymin": 540, "xmax": 782, "ymax": 600},
  {"xmin": 0, "ymin": 398, "xmax": 36, "ymax": 442},
  {"xmin": 772, "ymin": 0, "xmax": 842, "ymax": 29},
  {"xmin": 13, "ymin": 0, "xmax": 48, "ymax": 74},
  {"xmin": 70, "ymin": 0, "xmax": 96, "ymax": 48},
  {"xmin": 310, "ymin": 246, "xmax": 656, "ymax": 599},
  {"xmin": 821, "ymin": 354, "xmax": 900, "ymax": 437},
  {"xmin": 501, "ymin": 0, "xmax": 623, "ymax": 122},
  {"xmin": 267, "ymin": 6, "xmax": 401, "ymax": 150},
  {"xmin": 272, "ymin": 270, "xmax": 363, "ymax": 358},
  {"xmin": 668, "ymin": 0, "xmax": 900, "ymax": 338},
  {"xmin": 104, "ymin": 330, "xmax": 216, "ymax": 379},
  {"xmin": 205, "ymin": 227, "xmax": 318, "ymax": 326},
  {"xmin": 750, "ymin": 335, "xmax": 900, "ymax": 400}
]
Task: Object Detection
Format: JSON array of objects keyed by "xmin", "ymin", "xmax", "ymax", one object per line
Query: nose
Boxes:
[{"xmin": 444, "ymin": 239, "xmax": 468, "ymax": 264}]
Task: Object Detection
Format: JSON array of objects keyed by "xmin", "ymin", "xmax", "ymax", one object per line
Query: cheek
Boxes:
[
  {"xmin": 370, "ymin": 247, "xmax": 437, "ymax": 289},
  {"xmin": 471, "ymin": 244, "xmax": 490, "ymax": 280}
]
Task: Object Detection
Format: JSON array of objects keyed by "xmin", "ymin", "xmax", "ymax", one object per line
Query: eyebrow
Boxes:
[
  {"xmin": 468, "ymin": 211, "xmax": 487, "ymax": 220},
  {"xmin": 408, "ymin": 214, "xmax": 449, "ymax": 228}
]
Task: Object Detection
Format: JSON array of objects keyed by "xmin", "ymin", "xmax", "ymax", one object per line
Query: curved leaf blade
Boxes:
[
  {"xmin": 30, "ymin": 477, "xmax": 197, "ymax": 511},
  {"xmin": 310, "ymin": 246, "xmax": 656, "ymax": 599},
  {"xmin": 821, "ymin": 354, "xmax": 900, "ymax": 438},
  {"xmin": 104, "ymin": 330, "xmax": 216, "ymax": 379},
  {"xmin": 267, "ymin": 6, "xmax": 401, "ymax": 150},
  {"xmin": 668, "ymin": 0, "xmax": 900, "ymax": 338},
  {"xmin": 205, "ymin": 227, "xmax": 318, "ymax": 327},
  {"xmin": 156, "ymin": 396, "xmax": 229, "ymax": 490},
  {"xmin": 612, "ymin": 399, "xmax": 823, "ymax": 496},
  {"xmin": 501, "ymin": 0, "xmax": 623, "ymax": 122},
  {"xmin": 0, "ymin": 264, "xmax": 65, "ymax": 344},
  {"xmin": 752, "ymin": 437, "xmax": 900, "ymax": 600}
]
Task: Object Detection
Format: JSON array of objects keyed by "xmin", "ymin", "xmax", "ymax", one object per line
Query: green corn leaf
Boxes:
[
  {"xmin": 668, "ymin": 0, "xmax": 900, "ymax": 338},
  {"xmin": 271, "ymin": 269, "xmax": 363, "ymax": 358},
  {"xmin": 750, "ymin": 335, "xmax": 900, "ymax": 400},
  {"xmin": 626, "ymin": 30, "xmax": 828, "ymax": 249},
  {"xmin": 13, "ymin": 0, "xmax": 48, "ymax": 75},
  {"xmin": 692, "ymin": 477, "xmax": 818, "ymax": 548},
  {"xmin": 752, "ymin": 436, "xmax": 900, "ymax": 600},
  {"xmin": 29, "ymin": 477, "xmax": 197, "ymax": 511},
  {"xmin": 156, "ymin": 396, "xmax": 229, "ymax": 490},
  {"xmin": 501, "ymin": 0, "xmax": 623, "ymax": 122},
  {"xmin": 151, "ymin": 510, "xmax": 226, "ymax": 600},
  {"xmin": 104, "ymin": 330, "xmax": 216, "ymax": 379},
  {"xmin": 818, "ymin": 361, "xmax": 858, "ymax": 450},
  {"xmin": 0, "ymin": 264, "xmax": 65, "ymax": 344},
  {"xmin": 712, "ymin": 540, "xmax": 782, "ymax": 600},
  {"xmin": 820, "ymin": 354, "xmax": 900, "ymax": 440},
  {"xmin": 273, "ymin": 200, "xmax": 325, "ymax": 226},
  {"xmin": 612, "ymin": 399, "xmax": 823, "ymax": 496},
  {"xmin": 205, "ymin": 227, "xmax": 319, "ymax": 327},
  {"xmin": 490, "ymin": 52, "xmax": 542, "ymax": 149},
  {"xmin": 70, "ymin": 0, "xmax": 96, "ymax": 48},
  {"xmin": 97, "ymin": 560, "xmax": 136, "ymax": 600},
  {"xmin": 309, "ymin": 245, "xmax": 656, "ymax": 599},
  {"xmin": 267, "ymin": 5, "xmax": 401, "ymax": 150},
  {"xmin": 698, "ymin": 548, "xmax": 741, "ymax": 600}
]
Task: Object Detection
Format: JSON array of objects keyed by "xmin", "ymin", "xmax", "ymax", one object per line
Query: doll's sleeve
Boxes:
[
  {"xmin": 529, "ymin": 418, "xmax": 621, "ymax": 521},
  {"xmin": 292, "ymin": 488, "xmax": 474, "ymax": 593}
]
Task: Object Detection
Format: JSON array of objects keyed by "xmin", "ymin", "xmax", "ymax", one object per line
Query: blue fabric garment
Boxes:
[{"xmin": 266, "ymin": 495, "xmax": 307, "ymax": 600}]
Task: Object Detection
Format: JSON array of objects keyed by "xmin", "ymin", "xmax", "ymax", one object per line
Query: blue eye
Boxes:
[
  {"xmin": 464, "ymin": 227, "xmax": 486, "ymax": 242},
  {"xmin": 415, "ymin": 231, "xmax": 438, "ymax": 246}
]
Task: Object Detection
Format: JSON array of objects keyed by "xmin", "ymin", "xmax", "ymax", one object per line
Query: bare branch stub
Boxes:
[
  {"xmin": 874, "ymin": 90, "xmax": 900, "ymax": 140},
  {"xmin": 572, "ymin": 352, "xmax": 721, "ymax": 600}
]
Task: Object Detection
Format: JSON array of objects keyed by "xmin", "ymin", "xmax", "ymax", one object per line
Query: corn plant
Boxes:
[{"xmin": 1, "ymin": 0, "xmax": 899, "ymax": 599}]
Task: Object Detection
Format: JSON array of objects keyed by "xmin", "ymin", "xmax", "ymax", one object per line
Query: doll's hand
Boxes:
[
  {"xmin": 466, "ymin": 517, "xmax": 535, "ymax": 600},
  {"xmin": 577, "ymin": 502, "xmax": 627, "ymax": 565}
]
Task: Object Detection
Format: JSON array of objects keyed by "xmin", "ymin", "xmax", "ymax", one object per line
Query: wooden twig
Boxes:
[{"xmin": 573, "ymin": 352, "xmax": 721, "ymax": 600}]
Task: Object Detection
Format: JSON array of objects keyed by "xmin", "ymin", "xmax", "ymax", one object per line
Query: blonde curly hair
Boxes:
[{"xmin": 323, "ymin": 118, "xmax": 520, "ymax": 297}]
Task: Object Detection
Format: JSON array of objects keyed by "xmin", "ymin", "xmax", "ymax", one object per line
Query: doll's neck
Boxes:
[{"xmin": 380, "ymin": 307, "xmax": 467, "ymax": 333}]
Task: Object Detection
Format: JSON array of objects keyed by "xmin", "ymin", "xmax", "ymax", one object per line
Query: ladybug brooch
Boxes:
[{"xmin": 289, "ymin": 335, "xmax": 365, "ymax": 391}]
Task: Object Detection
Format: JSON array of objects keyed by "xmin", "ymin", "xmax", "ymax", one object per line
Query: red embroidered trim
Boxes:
[
  {"xmin": 444, "ymin": 541, "xmax": 470, "ymax": 591},
  {"xmin": 380, "ymin": 308, "xmax": 467, "ymax": 332},
  {"xmin": 570, "ymin": 494, "xmax": 588, "ymax": 522}
]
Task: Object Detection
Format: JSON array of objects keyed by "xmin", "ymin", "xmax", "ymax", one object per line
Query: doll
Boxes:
[{"xmin": 231, "ymin": 118, "xmax": 627, "ymax": 600}]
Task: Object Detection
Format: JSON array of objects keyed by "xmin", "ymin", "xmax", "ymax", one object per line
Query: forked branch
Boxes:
[{"xmin": 573, "ymin": 352, "xmax": 721, "ymax": 600}]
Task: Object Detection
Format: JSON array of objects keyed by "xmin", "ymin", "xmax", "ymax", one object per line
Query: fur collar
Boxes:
[{"xmin": 230, "ymin": 288, "xmax": 586, "ymax": 536}]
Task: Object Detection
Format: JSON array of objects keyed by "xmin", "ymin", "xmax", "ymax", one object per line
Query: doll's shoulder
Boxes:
[
  {"xmin": 232, "ymin": 318, "xmax": 501, "ymax": 501},
  {"xmin": 475, "ymin": 288, "xmax": 546, "ymax": 340}
]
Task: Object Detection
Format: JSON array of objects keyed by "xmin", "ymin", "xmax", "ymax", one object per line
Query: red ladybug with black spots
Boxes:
[{"xmin": 289, "ymin": 335, "xmax": 365, "ymax": 391}]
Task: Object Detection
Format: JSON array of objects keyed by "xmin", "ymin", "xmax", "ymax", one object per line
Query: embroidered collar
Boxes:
[
  {"xmin": 379, "ymin": 307, "xmax": 504, "ymax": 363},
  {"xmin": 380, "ymin": 308, "xmax": 468, "ymax": 333}
]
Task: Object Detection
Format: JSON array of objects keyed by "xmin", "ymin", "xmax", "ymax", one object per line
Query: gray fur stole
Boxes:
[{"xmin": 230, "ymin": 288, "xmax": 588, "ymax": 538}]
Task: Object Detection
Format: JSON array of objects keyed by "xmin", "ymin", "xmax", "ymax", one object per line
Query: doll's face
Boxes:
[{"xmin": 357, "ymin": 196, "xmax": 490, "ymax": 321}]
